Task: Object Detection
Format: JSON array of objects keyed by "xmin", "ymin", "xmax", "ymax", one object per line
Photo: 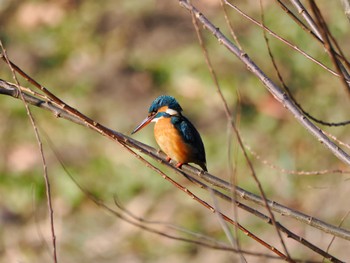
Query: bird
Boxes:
[{"xmin": 131, "ymin": 95, "xmax": 207, "ymax": 171}]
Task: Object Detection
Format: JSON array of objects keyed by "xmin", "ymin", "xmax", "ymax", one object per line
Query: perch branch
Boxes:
[{"xmin": 0, "ymin": 79, "xmax": 346, "ymax": 262}]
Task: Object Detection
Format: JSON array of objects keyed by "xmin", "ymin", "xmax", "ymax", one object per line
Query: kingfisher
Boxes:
[{"xmin": 132, "ymin": 95, "xmax": 207, "ymax": 171}]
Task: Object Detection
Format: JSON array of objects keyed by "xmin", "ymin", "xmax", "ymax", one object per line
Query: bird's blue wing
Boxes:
[{"xmin": 171, "ymin": 116, "xmax": 206, "ymax": 162}]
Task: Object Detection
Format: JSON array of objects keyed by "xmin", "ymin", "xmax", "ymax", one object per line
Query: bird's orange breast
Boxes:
[{"xmin": 154, "ymin": 118, "xmax": 195, "ymax": 163}]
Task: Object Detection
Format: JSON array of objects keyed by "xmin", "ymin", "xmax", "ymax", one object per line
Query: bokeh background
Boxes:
[{"xmin": 1, "ymin": 0, "xmax": 350, "ymax": 262}]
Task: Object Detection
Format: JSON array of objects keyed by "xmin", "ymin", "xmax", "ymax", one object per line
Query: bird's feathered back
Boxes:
[{"xmin": 171, "ymin": 115, "xmax": 206, "ymax": 165}]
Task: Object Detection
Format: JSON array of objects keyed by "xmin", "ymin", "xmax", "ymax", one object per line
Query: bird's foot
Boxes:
[
  {"xmin": 166, "ymin": 156, "xmax": 172, "ymax": 162},
  {"xmin": 176, "ymin": 162, "xmax": 184, "ymax": 169}
]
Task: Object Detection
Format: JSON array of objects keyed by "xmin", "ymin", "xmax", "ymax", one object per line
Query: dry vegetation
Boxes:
[{"xmin": 1, "ymin": 0, "xmax": 350, "ymax": 262}]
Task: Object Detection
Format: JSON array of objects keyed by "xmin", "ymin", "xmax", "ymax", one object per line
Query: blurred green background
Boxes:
[{"xmin": 1, "ymin": 0, "xmax": 350, "ymax": 262}]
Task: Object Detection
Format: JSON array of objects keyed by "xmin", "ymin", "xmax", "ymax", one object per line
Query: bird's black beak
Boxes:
[{"xmin": 131, "ymin": 114, "xmax": 156, "ymax": 134}]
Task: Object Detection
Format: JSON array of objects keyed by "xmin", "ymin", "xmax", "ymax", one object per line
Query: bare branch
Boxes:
[
  {"xmin": 339, "ymin": 0, "xmax": 350, "ymax": 22},
  {"xmin": 0, "ymin": 79, "xmax": 347, "ymax": 261},
  {"xmin": 179, "ymin": 0, "xmax": 350, "ymax": 167},
  {"xmin": 0, "ymin": 44, "xmax": 58, "ymax": 263}
]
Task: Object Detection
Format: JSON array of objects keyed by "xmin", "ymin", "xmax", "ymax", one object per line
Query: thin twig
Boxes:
[
  {"xmin": 219, "ymin": 0, "xmax": 243, "ymax": 50},
  {"xmin": 288, "ymin": 0, "xmax": 350, "ymax": 72},
  {"xmin": 223, "ymin": 0, "xmax": 350, "ymax": 82},
  {"xmin": 325, "ymin": 211, "xmax": 350, "ymax": 259},
  {"xmin": 190, "ymin": 5, "xmax": 293, "ymax": 259},
  {"xmin": 288, "ymin": 0, "xmax": 323, "ymax": 40},
  {"xmin": 179, "ymin": 0, "xmax": 350, "ymax": 168},
  {"xmin": 189, "ymin": 8, "xmax": 247, "ymax": 262},
  {"xmin": 44, "ymin": 130, "xmax": 282, "ymax": 259},
  {"xmin": 0, "ymin": 77, "xmax": 288, "ymax": 259},
  {"xmin": 309, "ymin": 0, "xmax": 350, "ymax": 96},
  {"xmin": 0, "ymin": 80, "xmax": 345, "ymax": 261},
  {"xmin": 268, "ymin": 1, "xmax": 350, "ymax": 127},
  {"xmin": 3, "ymin": 75, "xmax": 350, "ymax": 250},
  {"xmin": 246, "ymin": 144, "xmax": 350, "ymax": 176},
  {"xmin": 0, "ymin": 44, "xmax": 58, "ymax": 263}
]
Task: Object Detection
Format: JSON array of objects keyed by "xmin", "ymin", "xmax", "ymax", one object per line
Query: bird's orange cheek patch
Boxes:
[{"xmin": 157, "ymin": 106, "xmax": 168, "ymax": 113}]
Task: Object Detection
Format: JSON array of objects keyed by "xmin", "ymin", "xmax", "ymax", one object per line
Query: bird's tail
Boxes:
[{"xmin": 198, "ymin": 162, "xmax": 207, "ymax": 172}]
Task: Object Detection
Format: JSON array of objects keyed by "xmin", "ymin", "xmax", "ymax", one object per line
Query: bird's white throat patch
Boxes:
[
  {"xmin": 151, "ymin": 117, "xmax": 161, "ymax": 123},
  {"xmin": 151, "ymin": 108, "xmax": 179, "ymax": 123}
]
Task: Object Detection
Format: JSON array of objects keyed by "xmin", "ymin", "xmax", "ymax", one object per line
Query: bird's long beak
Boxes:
[{"xmin": 131, "ymin": 114, "xmax": 156, "ymax": 134}]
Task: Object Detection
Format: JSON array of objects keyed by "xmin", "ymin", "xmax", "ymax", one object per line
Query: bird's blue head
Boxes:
[
  {"xmin": 148, "ymin": 95, "xmax": 183, "ymax": 114},
  {"xmin": 132, "ymin": 95, "xmax": 183, "ymax": 134}
]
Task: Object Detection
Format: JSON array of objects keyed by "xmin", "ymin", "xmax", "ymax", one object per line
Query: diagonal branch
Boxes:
[
  {"xmin": 178, "ymin": 0, "xmax": 350, "ymax": 168},
  {"xmin": 0, "ymin": 79, "xmax": 348, "ymax": 262},
  {"xmin": 190, "ymin": 8, "xmax": 290, "ymax": 259},
  {"xmin": 309, "ymin": 0, "xmax": 350, "ymax": 96},
  {"xmin": 0, "ymin": 44, "xmax": 58, "ymax": 263}
]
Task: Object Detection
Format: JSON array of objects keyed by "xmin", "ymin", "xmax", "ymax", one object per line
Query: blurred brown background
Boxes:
[{"xmin": 1, "ymin": 0, "xmax": 350, "ymax": 262}]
